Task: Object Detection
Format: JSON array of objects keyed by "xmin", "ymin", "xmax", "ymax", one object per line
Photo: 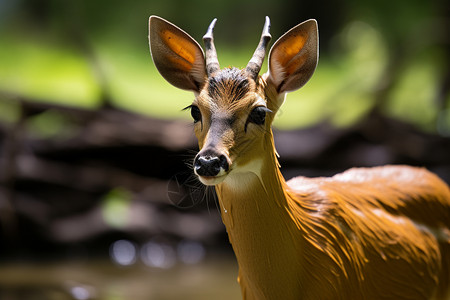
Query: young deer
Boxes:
[{"xmin": 149, "ymin": 16, "xmax": 450, "ymax": 299}]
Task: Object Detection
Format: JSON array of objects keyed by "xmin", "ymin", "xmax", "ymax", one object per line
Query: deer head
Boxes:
[{"xmin": 149, "ymin": 16, "xmax": 318, "ymax": 186}]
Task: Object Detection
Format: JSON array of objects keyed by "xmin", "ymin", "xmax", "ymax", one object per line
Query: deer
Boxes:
[{"xmin": 148, "ymin": 15, "xmax": 450, "ymax": 300}]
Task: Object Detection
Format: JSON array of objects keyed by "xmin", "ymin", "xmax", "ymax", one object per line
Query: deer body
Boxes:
[{"xmin": 149, "ymin": 16, "xmax": 450, "ymax": 299}]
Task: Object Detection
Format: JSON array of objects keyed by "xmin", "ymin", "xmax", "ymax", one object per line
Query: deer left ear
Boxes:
[
  {"xmin": 149, "ymin": 16, "xmax": 206, "ymax": 92},
  {"xmin": 267, "ymin": 19, "xmax": 318, "ymax": 94}
]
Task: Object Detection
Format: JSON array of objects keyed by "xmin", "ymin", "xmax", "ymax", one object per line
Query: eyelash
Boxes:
[
  {"xmin": 245, "ymin": 106, "xmax": 271, "ymax": 131},
  {"xmin": 183, "ymin": 105, "xmax": 202, "ymax": 123}
]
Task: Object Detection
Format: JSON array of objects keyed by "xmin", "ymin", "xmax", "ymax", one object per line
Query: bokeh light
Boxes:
[{"xmin": 110, "ymin": 239, "xmax": 137, "ymax": 266}]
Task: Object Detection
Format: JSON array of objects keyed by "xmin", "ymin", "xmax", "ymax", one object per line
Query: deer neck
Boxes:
[
  {"xmin": 215, "ymin": 129, "xmax": 287, "ymax": 220},
  {"xmin": 214, "ymin": 130, "xmax": 306, "ymax": 298}
]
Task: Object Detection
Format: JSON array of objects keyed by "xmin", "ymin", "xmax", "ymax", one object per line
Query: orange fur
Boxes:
[
  {"xmin": 216, "ymin": 124, "xmax": 450, "ymax": 300},
  {"xmin": 149, "ymin": 16, "xmax": 450, "ymax": 299}
]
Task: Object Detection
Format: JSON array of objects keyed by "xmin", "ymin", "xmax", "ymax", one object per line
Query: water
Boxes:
[{"xmin": 0, "ymin": 256, "xmax": 240, "ymax": 300}]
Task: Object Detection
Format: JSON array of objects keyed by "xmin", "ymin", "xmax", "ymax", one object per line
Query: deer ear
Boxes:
[
  {"xmin": 149, "ymin": 16, "xmax": 206, "ymax": 92},
  {"xmin": 267, "ymin": 19, "xmax": 318, "ymax": 94}
]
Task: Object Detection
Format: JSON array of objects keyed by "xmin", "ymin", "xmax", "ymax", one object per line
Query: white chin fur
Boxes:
[
  {"xmin": 198, "ymin": 174, "xmax": 227, "ymax": 186},
  {"xmin": 196, "ymin": 159, "xmax": 263, "ymax": 186}
]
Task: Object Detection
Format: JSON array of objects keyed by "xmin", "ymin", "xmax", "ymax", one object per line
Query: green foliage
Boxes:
[
  {"xmin": 0, "ymin": 33, "xmax": 101, "ymax": 108},
  {"xmin": 386, "ymin": 54, "xmax": 442, "ymax": 131},
  {"xmin": 26, "ymin": 109, "xmax": 81, "ymax": 138},
  {"xmin": 101, "ymin": 188, "xmax": 132, "ymax": 229},
  {"xmin": 0, "ymin": 0, "xmax": 447, "ymax": 132},
  {"xmin": 0, "ymin": 100, "xmax": 20, "ymax": 124}
]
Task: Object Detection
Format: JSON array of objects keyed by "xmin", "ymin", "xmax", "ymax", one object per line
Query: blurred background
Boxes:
[{"xmin": 0, "ymin": 0, "xmax": 449, "ymax": 299}]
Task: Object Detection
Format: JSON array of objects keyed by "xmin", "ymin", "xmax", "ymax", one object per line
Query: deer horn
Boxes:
[
  {"xmin": 246, "ymin": 16, "xmax": 272, "ymax": 81},
  {"xmin": 203, "ymin": 18, "xmax": 220, "ymax": 77}
]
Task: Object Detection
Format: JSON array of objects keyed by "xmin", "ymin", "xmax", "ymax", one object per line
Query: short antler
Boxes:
[
  {"xmin": 246, "ymin": 16, "xmax": 272, "ymax": 81},
  {"xmin": 203, "ymin": 18, "xmax": 220, "ymax": 77}
]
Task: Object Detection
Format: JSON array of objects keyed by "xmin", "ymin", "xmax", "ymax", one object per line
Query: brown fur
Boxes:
[
  {"xmin": 149, "ymin": 16, "xmax": 450, "ymax": 299},
  {"xmin": 214, "ymin": 108, "xmax": 450, "ymax": 299}
]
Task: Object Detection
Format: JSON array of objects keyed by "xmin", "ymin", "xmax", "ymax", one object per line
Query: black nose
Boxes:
[{"xmin": 194, "ymin": 154, "xmax": 229, "ymax": 177}]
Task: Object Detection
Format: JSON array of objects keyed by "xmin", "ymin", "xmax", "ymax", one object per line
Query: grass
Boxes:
[
  {"xmin": 0, "ymin": 33, "xmax": 101, "ymax": 109},
  {"xmin": 0, "ymin": 21, "xmax": 443, "ymax": 132}
]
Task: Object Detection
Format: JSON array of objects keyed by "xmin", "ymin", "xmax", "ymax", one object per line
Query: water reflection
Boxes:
[
  {"xmin": 69, "ymin": 284, "xmax": 94, "ymax": 300},
  {"xmin": 177, "ymin": 240, "xmax": 205, "ymax": 264},
  {"xmin": 70, "ymin": 286, "xmax": 90, "ymax": 300},
  {"xmin": 109, "ymin": 239, "xmax": 206, "ymax": 268},
  {"xmin": 141, "ymin": 241, "xmax": 176, "ymax": 269},
  {"xmin": 0, "ymin": 256, "xmax": 241, "ymax": 300},
  {"xmin": 109, "ymin": 239, "xmax": 137, "ymax": 266}
]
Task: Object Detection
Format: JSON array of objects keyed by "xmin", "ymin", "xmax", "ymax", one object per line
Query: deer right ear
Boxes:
[
  {"xmin": 149, "ymin": 16, "xmax": 206, "ymax": 92},
  {"xmin": 267, "ymin": 19, "xmax": 318, "ymax": 94}
]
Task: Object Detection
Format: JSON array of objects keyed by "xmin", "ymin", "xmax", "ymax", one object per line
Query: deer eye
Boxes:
[
  {"xmin": 248, "ymin": 106, "xmax": 270, "ymax": 125},
  {"xmin": 184, "ymin": 105, "xmax": 202, "ymax": 123}
]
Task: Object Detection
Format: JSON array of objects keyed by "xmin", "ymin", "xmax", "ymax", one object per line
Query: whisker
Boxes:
[
  {"xmin": 167, "ymin": 170, "xmax": 202, "ymax": 209},
  {"xmin": 202, "ymin": 185, "xmax": 219, "ymax": 215}
]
